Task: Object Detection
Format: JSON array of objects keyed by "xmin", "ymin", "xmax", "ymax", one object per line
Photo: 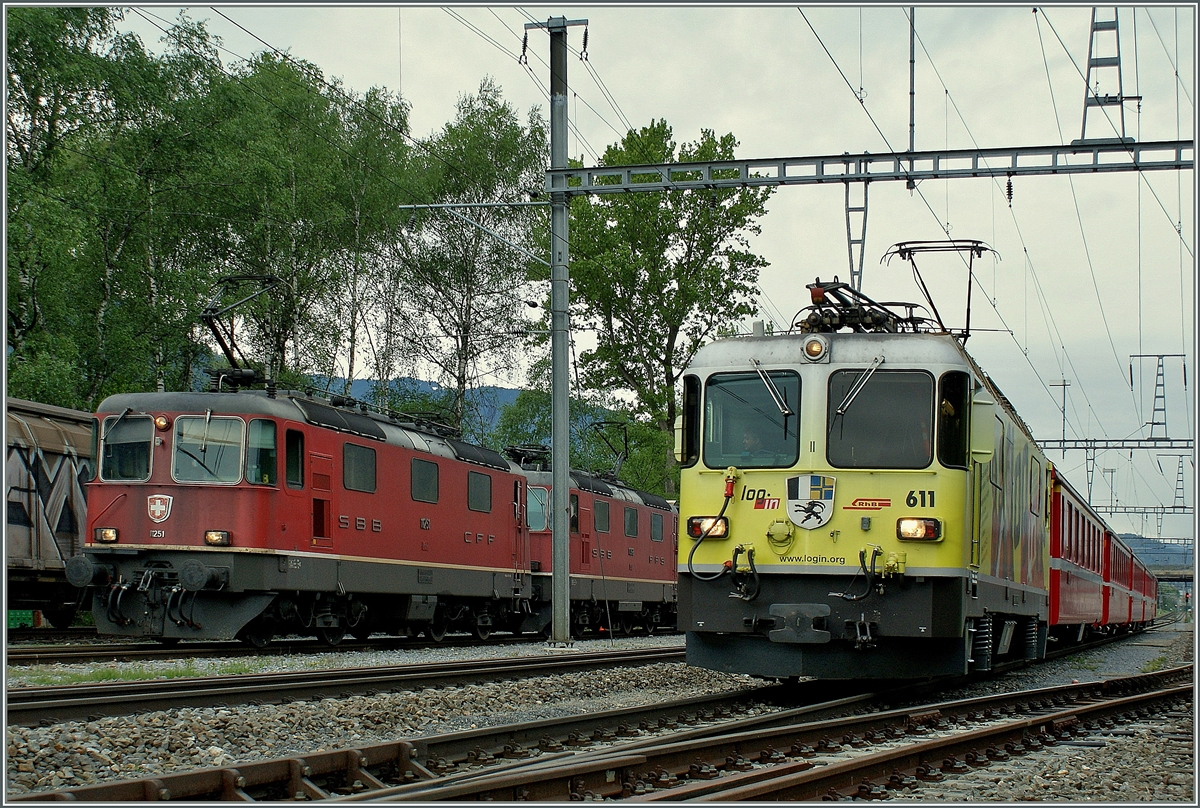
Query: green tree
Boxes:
[
  {"xmin": 568, "ymin": 120, "xmax": 773, "ymax": 493},
  {"xmin": 392, "ymin": 77, "xmax": 548, "ymax": 438}
]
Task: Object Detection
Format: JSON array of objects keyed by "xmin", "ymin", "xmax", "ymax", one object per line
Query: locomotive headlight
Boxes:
[
  {"xmin": 687, "ymin": 516, "xmax": 729, "ymax": 540},
  {"xmin": 153, "ymin": 415, "xmax": 170, "ymax": 430},
  {"xmin": 802, "ymin": 335, "xmax": 829, "ymax": 363},
  {"xmin": 204, "ymin": 530, "xmax": 231, "ymax": 546},
  {"xmin": 896, "ymin": 518, "xmax": 941, "ymax": 540},
  {"xmin": 94, "ymin": 527, "xmax": 119, "ymax": 543}
]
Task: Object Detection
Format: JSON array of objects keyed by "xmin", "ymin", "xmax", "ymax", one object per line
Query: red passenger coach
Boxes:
[{"xmin": 1048, "ymin": 468, "xmax": 1156, "ymax": 642}]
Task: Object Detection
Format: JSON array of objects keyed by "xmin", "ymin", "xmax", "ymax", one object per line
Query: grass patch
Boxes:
[
  {"xmin": 1142, "ymin": 655, "xmax": 1168, "ymax": 673},
  {"xmin": 13, "ymin": 658, "xmax": 262, "ymax": 687}
]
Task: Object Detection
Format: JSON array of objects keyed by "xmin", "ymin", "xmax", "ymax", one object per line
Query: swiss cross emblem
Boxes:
[{"xmin": 147, "ymin": 494, "xmax": 173, "ymax": 523}]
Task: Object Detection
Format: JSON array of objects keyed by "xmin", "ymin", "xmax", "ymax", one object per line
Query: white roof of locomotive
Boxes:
[{"xmin": 687, "ymin": 330, "xmax": 971, "ymax": 373}]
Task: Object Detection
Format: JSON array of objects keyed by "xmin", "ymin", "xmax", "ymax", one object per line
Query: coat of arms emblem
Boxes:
[
  {"xmin": 147, "ymin": 494, "xmax": 173, "ymax": 523},
  {"xmin": 786, "ymin": 475, "xmax": 835, "ymax": 529}
]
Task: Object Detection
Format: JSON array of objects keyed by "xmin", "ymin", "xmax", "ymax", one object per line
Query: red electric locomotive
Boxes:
[
  {"xmin": 516, "ymin": 459, "xmax": 678, "ymax": 637},
  {"xmin": 66, "ymin": 388, "xmax": 676, "ymax": 645},
  {"xmin": 1048, "ymin": 468, "xmax": 1157, "ymax": 643}
]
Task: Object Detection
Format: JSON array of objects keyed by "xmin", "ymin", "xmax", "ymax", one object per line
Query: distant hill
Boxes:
[
  {"xmin": 1120, "ymin": 533, "xmax": 1194, "ymax": 567},
  {"xmin": 309, "ymin": 377, "xmax": 522, "ymax": 430}
]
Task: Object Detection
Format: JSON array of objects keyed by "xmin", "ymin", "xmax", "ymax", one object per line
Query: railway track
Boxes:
[
  {"xmin": 13, "ymin": 664, "xmax": 1190, "ymax": 801},
  {"xmin": 6, "ymin": 646, "xmax": 686, "ymax": 727},
  {"xmin": 5, "ymin": 633, "xmax": 546, "ymax": 666}
]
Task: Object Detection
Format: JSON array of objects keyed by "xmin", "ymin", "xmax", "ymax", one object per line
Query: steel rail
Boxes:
[{"xmin": 5, "ymin": 647, "xmax": 685, "ymax": 726}]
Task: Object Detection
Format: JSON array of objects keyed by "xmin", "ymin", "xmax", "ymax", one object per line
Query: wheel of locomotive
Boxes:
[
  {"xmin": 155, "ymin": 637, "xmax": 181, "ymax": 647},
  {"xmin": 42, "ymin": 605, "xmax": 78, "ymax": 629},
  {"xmin": 617, "ymin": 616, "xmax": 636, "ymax": 637},
  {"xmin": 238, "ymin": 622, "xmax": 274, "ymax": 649},
  {"xmin": 472, "ymin": 620, "xmax": 492, "ymax": 642},
  {"xmin": 424, "ymin": 616, "xmax": 448, "ymax": 643},
  {"xmin": 350, "ymin": 623, "xmax": 372, "ymax": 642},
  {"xmin": 317, "ymin": 627, "xmax": 345, "ymax": 647}
]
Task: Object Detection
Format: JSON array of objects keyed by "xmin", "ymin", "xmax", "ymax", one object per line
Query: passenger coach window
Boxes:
[
  {"xmin": 527, "ymin": 486, "xmax": 548, "ymax": 531},
  {"xmin": 411, "ymin": 458, "xmax": 438, "ymax": 503},
  {"xmin": 594, "ymin": 500, "xmax": 610, "ymax": 533},
  {"xmin": 937, "ymin": 371, "xmax": 970, "ymax": 469},
  {"xmin": 172, "ymin": 416, "xmax": 244, "ymax": 483},
  {"xmin": 100, "ymin": 415, "xmax": 153, "ymax": 481},
  {"xmin": 651, "ymin": 512, "xmax": 664, "ymax": 542},
  {"xmin": 703, "ymin": 371, "xmax": 800, "ymax": 469},
  {"xmin": 343, "ymin": 443, "xmax": 376, "ymax": 493},
  {"xmin": 467, "ymin": 471, "xmax": 492, "ymax": 512},
  {"xmin": 247, "ymin": 420, "xmax": 277, "ymax": 485},
  {"xmin": 828, "ymin": 370, "xmax": 933, "ymax": 469},
  {"xmin": 625, "ymin": 506, "xmax": 638, "ymax": 538},
  {"xmin": 286, "ymin": 430, "xmax": 304, "ymax": 488}
]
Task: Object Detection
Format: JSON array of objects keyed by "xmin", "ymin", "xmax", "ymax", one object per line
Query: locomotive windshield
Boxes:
[
  {"xmin": 99, "ymin": 414, "xmax": 153, "ymax": 481},
  {"xmin": 172, "ymin": 415, "xmax": 245, "ymax": 483},
  {"xmin": 827, "ymin": 369, "xmax": 934, "ymax": 469},
  {"xmin": 703, "ymin": 371, "xmax": 800, "ymax": 469}
]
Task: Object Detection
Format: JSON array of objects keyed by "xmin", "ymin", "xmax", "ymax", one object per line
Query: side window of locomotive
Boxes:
[
  {"xmin": 172, "ymin": 416, "xmax": 244, "ymax": 483},
  {"xmin": 343, "ymin": 443, "xmax": 376, "ymax": 493},
  {"xmin": 936, "ymin": 371, "xmax": 970, "ymax": 469},
  {"xmin": 651, "ymin": 512, "xmax": 664, "ymax": 542},
  {"xmin": 86, "ymin": 419, "xmax": 99, "ymax": 482},
  {"xmin": 285, "ymin": 430, "xmax": 305, "ymax": 488},
  {"xmin": 411, "ymin": 458, "xmax": 438, "ymax": 503},
  {"xmin": 703, "ymin": 371, "xmax": 800, "ymax": 469},
  {"xmin": 624, "ymin": 506, "xmax": 638, "ymax": 538},
  {"xmin": 989, "ymin": 416, "xmax": 1004, "ymax": 488},
  {"xmin": 100, "ymin": 415, "xmax": 153, "ymax": 481},
  {"xmin": 569, "ymin": 494, "xmax": 579, "ymax": 534},
  {"xmin": 827, "ymin": 370, "xmax": 933, "ymax": 469},
  {"xmin": 680, "ymin": 375, "xmax": 701, "ymax": 467},
  {"xmin": 1029, "ymin": 457, "xmax": 1042, "ymax": 516},
  {"xmin": 467, "ymin": 471, "xmax": 492, "ymax": 512},
  {"xmin": 527, "ymin": 486, "xmax": 548, "ymax": 531},
  {"xmin": 594, "ymin": 499, "xmax": 610, "ymax": 533},
  {"xmin": 247, "ymin": 420, "xmax": 277, "ymax": 485}
]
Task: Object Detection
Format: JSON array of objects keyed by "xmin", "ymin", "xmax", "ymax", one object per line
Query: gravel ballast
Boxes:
[{"xmin": 5, "ymin": 625, "xmax": 1194, "ymax": 800}]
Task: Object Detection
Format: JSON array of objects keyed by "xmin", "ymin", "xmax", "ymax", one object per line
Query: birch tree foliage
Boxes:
[
  {"xmin": 393, "ymin": 77, "xmax": 548, "ymax": 438},
  {"xmin": 568, "ymin": 120, "xmax": 774, "ymax": 430}
]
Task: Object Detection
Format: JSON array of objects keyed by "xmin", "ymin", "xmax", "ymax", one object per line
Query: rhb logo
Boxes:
[
  {"xmin": 147, "ymin": 494, "xmax": 173, "ymax": 523},
  {"xmin": 843, "ymin": 498, "xmax": 891, "ymax": 511}
]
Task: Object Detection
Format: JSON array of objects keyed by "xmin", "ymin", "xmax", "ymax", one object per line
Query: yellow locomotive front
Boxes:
[{"xmin": 677, "ymin": 279, "xmax": 1049, "ymax": 680}]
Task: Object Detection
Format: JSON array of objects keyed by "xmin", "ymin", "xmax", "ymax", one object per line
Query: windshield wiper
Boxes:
[
  {"xmin": 750, "ymin": 359, "xmax": 792, "ymax": 416},
  {"xmin": 828, "ymin": 354, "xmax": 884, "ymax": 434},
  {"xmin": 101, "ymin": 408, "xmax": 134, "ymax": 442},
  {"xmin": 199, "ymin": 409, "xmax": 213, "ymax": 454}
]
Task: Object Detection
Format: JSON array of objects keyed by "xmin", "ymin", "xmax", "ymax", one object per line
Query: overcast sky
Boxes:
[{"xmin": 117, "ymin": 4, "xmax": 1196, "ymax": 539}]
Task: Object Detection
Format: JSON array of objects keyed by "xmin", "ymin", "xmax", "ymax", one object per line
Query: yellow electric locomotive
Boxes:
[{"xmin": 677, "ymin": 249, "xmax": 1050, "ymax": 680}]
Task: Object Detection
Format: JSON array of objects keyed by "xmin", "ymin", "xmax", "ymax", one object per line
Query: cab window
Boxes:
[
  {"xmin": 343, "ymin": 443, "xmax": 376, "ymax": 493},
  {"xmin": 467, "ymin": 471, "xmax": 492, "ymax": 512},
  {"xmin": 172, "ymin": 416, "xmax": 244, "ymax": 483},
  {"xmin": 99, "ymin": 415, "xmax": 153, "ymax": 481},
  {"xmin": 247, "ymin": 420, "xmax": 277, "ymax": 485},
  {"xmin": 527, "ymin": 486, "xmax": 548, "ymax": 531},
  {"xmin": 624, "ymin": 506, "xmax": 638, "ymax": 538},
  {"xmin": 703, "ymin": 371, "xmax": 800, "ymax": 469},
  {"xmin": 827, "ymin": 370, "xmax": 933, "ymax": 469}
]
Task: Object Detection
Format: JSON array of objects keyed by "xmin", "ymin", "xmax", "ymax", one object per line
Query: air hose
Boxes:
[
  {"xmin": 830, "ymin": 546, "xmax": 882, "ymax": 602},
  {"xmin": 687, "ymin": 470, "xmax": 738, "ymax": 582}
]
